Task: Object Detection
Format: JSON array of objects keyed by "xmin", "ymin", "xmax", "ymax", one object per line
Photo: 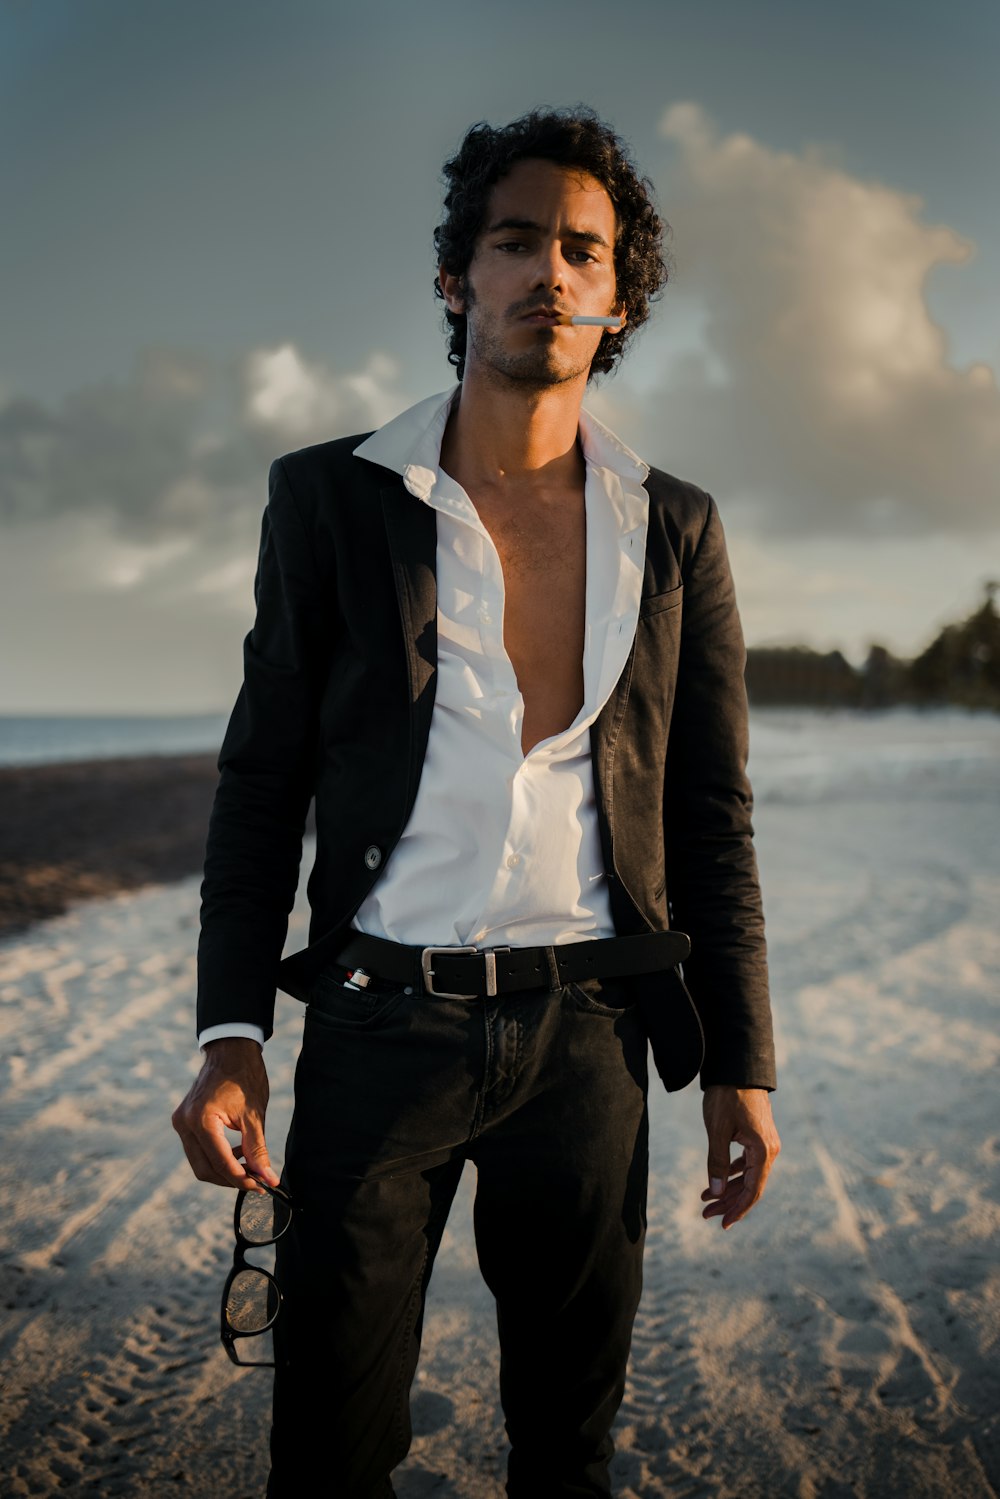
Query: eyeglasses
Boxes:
[{"xmin": 220, "ymin": 1180, "xmax": 293, "ymax": 1367}]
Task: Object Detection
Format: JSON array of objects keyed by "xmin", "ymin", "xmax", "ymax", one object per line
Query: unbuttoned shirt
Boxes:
[{"xmin": 198, "ymin": 387, "xmax": 650, "ymax": 1048}]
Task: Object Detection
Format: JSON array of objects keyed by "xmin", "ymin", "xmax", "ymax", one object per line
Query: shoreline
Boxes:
[{"xmin": 3, "ymin": 706, "xmax": 998, "ymax": 935}]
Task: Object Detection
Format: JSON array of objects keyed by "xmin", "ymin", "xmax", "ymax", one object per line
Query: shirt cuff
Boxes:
[{"xmin": 198, "ymin": 1022, "xmax": 267, "ymax": 1052}]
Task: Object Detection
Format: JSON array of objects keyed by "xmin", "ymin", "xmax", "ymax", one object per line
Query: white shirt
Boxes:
[{"xmin": 198, "ymin": 388, "xmax": 649, "ymax": 1048}]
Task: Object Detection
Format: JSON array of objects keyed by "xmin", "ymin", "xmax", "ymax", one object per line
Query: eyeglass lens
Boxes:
[
  {"xmin": 238, "ymin": 1189, "xmax": 291, "ymax": 1245},
  {"xmin": 226, "ymin": 1267, "xmax": 281, "ymax": 1334}
]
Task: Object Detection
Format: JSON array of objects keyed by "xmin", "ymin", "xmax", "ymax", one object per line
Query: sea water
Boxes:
[
  {"xmin": 0, "ymin": 707, "xmax": 998, "ymax": 792},
  {"xmin": 0, "ymin": 713, "xmax": 230, "ymax": 767}
]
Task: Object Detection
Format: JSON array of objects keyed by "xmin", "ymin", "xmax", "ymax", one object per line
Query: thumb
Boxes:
[
  {"xmin": 706, "ymin": 1135, "xmax": 732, "ymax": 1199},
  {"xmin": 241, "ymin": 1116, "xmax": 280, "ymax": 1188}
]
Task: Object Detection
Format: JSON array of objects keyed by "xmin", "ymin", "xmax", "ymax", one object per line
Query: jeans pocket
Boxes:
[
  {"xmin": 566, "ymin": 977, "xmax": 637, "ymax": 1018},
  {"xmin": 307, "ymin": 970, "xmax": 410, "ymax": 1030}
]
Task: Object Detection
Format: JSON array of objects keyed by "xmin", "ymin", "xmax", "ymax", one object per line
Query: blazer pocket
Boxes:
[{"xmin": 639, "ymin": 582, "xmax": 683, "ymax": 619}]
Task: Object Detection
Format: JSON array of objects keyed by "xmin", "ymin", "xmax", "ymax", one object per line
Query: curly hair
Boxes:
[{"xmin": 433, "ymin": 106, "xmax": 671, "ymax": 382}]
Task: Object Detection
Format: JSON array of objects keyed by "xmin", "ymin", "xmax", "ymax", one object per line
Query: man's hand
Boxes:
[
  {"xmin": 701, "ymin": 1085, "xmax": 780, "ymax": 1229},
  {"xmin": 172, "ymin": 1037, "xmax": 281, "ymax": 1192}
]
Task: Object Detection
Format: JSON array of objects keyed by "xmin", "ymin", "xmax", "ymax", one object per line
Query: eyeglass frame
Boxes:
[{"xmin": 220, "ymin": 1178, "xmax": 294, "ymax": 1368}]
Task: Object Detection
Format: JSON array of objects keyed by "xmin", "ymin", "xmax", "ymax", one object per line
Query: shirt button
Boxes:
[
  {"xmin": 364, "ymin": 845, "xmax": 382, "ymax": 871},
  {"xmin": 506, "ymin": 853, "xmax": 521, "ymax": 869}
]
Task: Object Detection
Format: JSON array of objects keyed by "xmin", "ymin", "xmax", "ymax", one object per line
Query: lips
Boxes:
[{"xmin": 521, "ymin": 308, "xmax": 565, "ymax": 325}]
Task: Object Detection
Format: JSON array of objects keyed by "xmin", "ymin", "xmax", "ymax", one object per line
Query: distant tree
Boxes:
[
  {"xmin": 745, "ymin": 647, "xmax": 861, "ymax": 707},
  {"xmin": 860, "ymin": 644, "xmax": 910, "ymax": 709},
  {"xmin": 745, "ymin": 580, "xmax": 1000, "ymax": 711},
  {"xmin": 908, "ymin": 582, "xmax": 1000, "ymax": 708}
]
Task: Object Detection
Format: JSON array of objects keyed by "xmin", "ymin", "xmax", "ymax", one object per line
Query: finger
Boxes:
[
  {"xmin": 707, "ymin": 1157, "xmax": 746, "ymax": 1205},
  {"xmin": 736, "ymin": 1132, "xmax": 774, "ymax": 1204},
  {"xmin": 700, "ymin": 1154, "xmax": 747, "ymax": 1200},
  {"xmin": 706, "ymin": 1139, "xmax": 734, "ymax": 1198},
  {"xmin": 701, "ymin": 1172, "xmax": 747, "ymax": 1204},
  {"xmin": 228, "ymin": 1141, "xmax": 270, "ymax": 1191},
  {"xmin": 721, "ymin": 1185, "xmax": 759, "ymax": 1228},
  {"xmin": 702, "ymin": 1176, "xmax": 752, "ymax": 1224},
  {"xmin": 701, "ymin": 1178, "xmax": 747, "ymax": 1218},
  {"xmin": 240, "ymin": 1116, "xmax": 281, "ymax": 1188},
  {"xmin": 177, "ymin": 1125, "xmax": 256, "ymax": 1190},
  {"xmin": 713, "ymin": 1142, "xmax": 775, "ymax": 1227},
  {"xmin": 196, "ymin": 1111, "xmax": 263, "ymax": 1188},
  {"xmin": 203, "ymin": 1113, "xmax": 252, "ymax": 1177}
]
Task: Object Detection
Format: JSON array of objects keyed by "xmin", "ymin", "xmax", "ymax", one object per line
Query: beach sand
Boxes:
[{"xmin": 1, "ymin": 719, "xmax": 998, "ymax": 1496}]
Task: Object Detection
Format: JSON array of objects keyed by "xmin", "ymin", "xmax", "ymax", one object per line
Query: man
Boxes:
[{"xmin": 173, "ymin": 107, "xmax": 779, "ymax": 1498}]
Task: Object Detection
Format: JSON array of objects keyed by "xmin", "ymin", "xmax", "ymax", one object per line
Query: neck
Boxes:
[{"xmin": 440, "ymin": 365, "xmax": 587, "ymax": 493}]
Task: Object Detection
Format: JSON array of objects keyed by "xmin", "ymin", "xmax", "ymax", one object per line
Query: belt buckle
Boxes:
[{"xmin": 420, "ymin": 945, "xmax": 479, "ymax": 999}]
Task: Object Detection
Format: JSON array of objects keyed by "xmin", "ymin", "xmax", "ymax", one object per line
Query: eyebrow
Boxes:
[{"xmin": 485, "ymin": 216, "xmax": 612, "ymax": 251}]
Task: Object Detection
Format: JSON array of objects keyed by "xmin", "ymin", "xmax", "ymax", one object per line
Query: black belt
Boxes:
[{"xmin": 334, "ymin": 929, "xmax": 691, "ymax": 1000}]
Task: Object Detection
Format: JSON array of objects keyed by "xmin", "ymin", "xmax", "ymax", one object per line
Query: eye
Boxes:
[{"xmin": 496, "ymin": 240, "xmax": 527, "ymax": 252}]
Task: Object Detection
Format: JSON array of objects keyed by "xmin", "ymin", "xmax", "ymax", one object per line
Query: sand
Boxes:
[
  {"xmin": 0, "ymin": 754, "xmax": 220, "ymax": 934},
  {"xmin": 1, "ymin": 720, "xmax": 998, "ymax": 1496}
]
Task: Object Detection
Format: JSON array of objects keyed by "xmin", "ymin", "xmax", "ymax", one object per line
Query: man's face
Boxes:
[{"xmin": 441, "ymin": 157, "xmax": 623, "ymax": 391}]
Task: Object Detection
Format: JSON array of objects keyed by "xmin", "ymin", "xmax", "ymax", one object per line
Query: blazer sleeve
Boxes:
[
  {"xmin": 663, "ymin": 494, "xmax": 777, "ymax": 1091},
  {"xmin": 196, "ymin": 457, "xmax": 330, "ymax": 1040}
]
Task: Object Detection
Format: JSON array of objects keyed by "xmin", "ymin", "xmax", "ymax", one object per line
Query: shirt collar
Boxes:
[
  {"xmin": 353, "ymin": 387, "xmax": 650, "ymax": 499},
  {"xmin": 577, "ymin": 403, "xmax": 650, "ymax": 485}
]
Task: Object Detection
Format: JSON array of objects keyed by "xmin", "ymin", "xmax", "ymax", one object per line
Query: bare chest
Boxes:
[{"xmin": 472, "ymin": 489, "xmax": 587, "ymax": 752}]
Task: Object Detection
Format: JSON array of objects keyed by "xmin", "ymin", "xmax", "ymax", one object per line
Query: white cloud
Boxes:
[
  {"xmin": 244, "ymin": 346, "xmax": 403, "ymax": 438},
  {"xmin": 0, "ymin": 342, "xmax": 409, "ymax": 547},
  {"xmin": 98, "ymin": 535, "xmax": 196, "ymax": 591},
  {"xmin": 597, "ymin": 102, "xmax": 1000, "ymax": 538},
  {"xmin": 0, "ymin": 341, "xmax": 413, "ymax": 709}
]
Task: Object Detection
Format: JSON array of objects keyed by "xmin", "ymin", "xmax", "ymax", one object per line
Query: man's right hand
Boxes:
[{"xmin": 171, "ymin": 1037, "xmax": 281, "ymax": 1192}]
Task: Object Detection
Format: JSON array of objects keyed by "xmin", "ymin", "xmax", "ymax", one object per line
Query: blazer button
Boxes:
[{"xmin": 364, "ymin": 845, "xmax": 383, "ymax": 871}]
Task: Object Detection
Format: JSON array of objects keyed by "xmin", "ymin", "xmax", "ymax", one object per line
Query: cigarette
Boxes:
[{"xmin": 556, "ymin": 314, "xmax": 623, "ymax": 328}]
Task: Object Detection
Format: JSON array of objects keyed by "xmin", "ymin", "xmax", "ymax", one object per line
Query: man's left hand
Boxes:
[{"xmin": 701, "ymin": 1085, "xmax": 780, "ymax": 1229}]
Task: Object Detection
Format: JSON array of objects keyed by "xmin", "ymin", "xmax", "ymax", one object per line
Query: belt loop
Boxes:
[{"xmin": 543, "ymin": 945, "xmax": 561, "ymax": 992}]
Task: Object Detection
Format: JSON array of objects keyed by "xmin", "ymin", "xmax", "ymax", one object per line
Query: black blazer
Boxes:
[{"xmin": 196, "ymin": 432, "xmax": 777, "ymax": 1091}]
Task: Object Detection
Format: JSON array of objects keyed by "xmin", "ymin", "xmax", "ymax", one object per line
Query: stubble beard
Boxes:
[{"xmin": 462, "ymin": 281, "xmax": 592, "ymax": 393}]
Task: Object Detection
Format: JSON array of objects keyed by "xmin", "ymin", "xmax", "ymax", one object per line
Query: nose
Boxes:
[{"xmin": 528, "ymin": 238, "xmax": 565, "ymax": 294}]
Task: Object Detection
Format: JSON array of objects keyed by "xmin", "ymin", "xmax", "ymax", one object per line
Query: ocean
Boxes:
[
  {"xmin": 0, "ymin": 713, "xmax": 230, "ymax": 768},
  {"xmin": 1, "ymin": 707, "xmax": 997, "ymax": 801}
]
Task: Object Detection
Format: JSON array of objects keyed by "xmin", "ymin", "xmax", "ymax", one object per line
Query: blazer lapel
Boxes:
[{"xmin": 381, "ymin": 479, "xmax": 439, "ymax": 807}]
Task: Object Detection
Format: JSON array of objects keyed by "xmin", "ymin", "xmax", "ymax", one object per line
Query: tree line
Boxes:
[{"xmin": 745, "ymin": 582, "xmax": 1000, "ymax": 710}]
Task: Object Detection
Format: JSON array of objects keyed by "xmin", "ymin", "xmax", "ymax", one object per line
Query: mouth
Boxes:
[{"xmin": 520, "ymin": 307, "xmax": 566, "ymax": 326}]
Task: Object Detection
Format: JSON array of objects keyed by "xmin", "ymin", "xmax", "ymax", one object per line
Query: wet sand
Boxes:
[
  {"xmin": 0, "ymin": 754, "xmax": 220, "ymax": 934},
  {"xmin": 1, "ymin": 738, "xmax": 998, "ymax": 1496}
]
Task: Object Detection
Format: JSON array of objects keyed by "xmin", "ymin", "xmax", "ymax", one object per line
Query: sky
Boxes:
[{"xmin": 1, "ymin": 0, "xmax": 998, "ymax": 712}]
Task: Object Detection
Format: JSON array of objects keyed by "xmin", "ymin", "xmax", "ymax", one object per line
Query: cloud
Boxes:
[
  {"xmin": 0, "ymin": 344, "xmax": 407, "ymax": 550},
  {"xmin": 245, "ymin": 347, "xmax": 403, "ymax": 436},
  {"xmin": 0, "ymin": 338, "xmax": 411, "ymax": 708},
  {"xmin": 595, "ymin": 102, "xmax": 999, "ymax": 538},
  {"xmin": 0, "ymin": 344, "xmax": 411, "ymax": 708}
]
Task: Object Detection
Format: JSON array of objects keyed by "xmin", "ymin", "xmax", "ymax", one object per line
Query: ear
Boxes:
[
  {"xmin": 438, "ymin": 265, "xmax": 465, "ymax": 316},
  {"xmin": 610, "ymin": 304, "xmax": 627, "ymax": 330}
]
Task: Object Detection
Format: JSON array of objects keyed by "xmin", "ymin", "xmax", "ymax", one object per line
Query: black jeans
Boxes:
[{"xmin": 267, "ymin": 964, "xmax": 649, "ymax": 1499}]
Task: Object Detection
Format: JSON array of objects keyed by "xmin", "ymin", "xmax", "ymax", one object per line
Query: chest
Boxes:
[
  {"xmin": 439, "ymin": 483, "xmax": 585, "ymax": 753},
  {"xmin": 473, "ymin": 491, "xmax": 586, "ymax": 663}
]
